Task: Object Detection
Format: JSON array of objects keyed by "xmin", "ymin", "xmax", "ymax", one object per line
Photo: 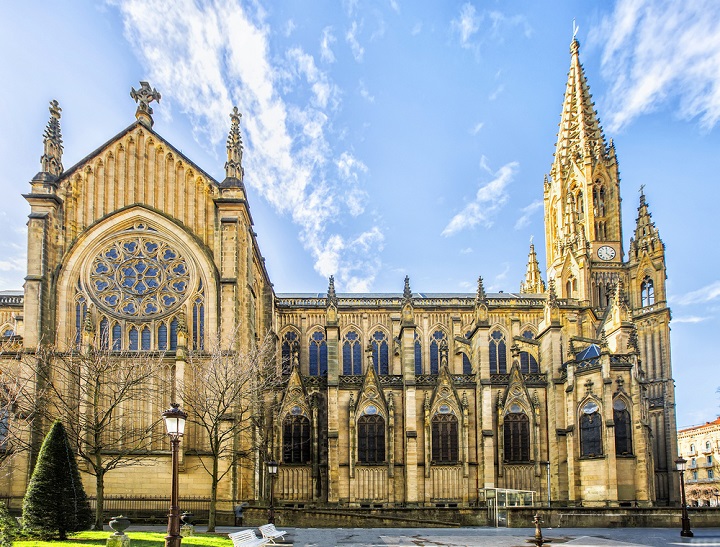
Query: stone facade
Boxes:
[
  {"xmin": 678, "ymin": 418, "xmax": 720, "ymax": 506},
  {"xmin": 0, "ymin": 39, "xmax": 678, "ymax": 512}
]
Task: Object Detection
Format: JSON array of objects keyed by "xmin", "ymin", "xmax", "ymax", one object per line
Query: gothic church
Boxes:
[{"xmin": 0, "ymin": 39, "xmax": 678, "ymax": 512}]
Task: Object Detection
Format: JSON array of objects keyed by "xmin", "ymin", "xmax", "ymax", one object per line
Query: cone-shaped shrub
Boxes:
[{"xmin": 22, "ymin": 420, "xmax": 92, "ymax": 539}]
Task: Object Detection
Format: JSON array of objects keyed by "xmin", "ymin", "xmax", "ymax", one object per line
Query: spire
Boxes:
[
  {"xmin": 520, "ymin": 242, "xmax": 546, "ymax": 294},
  {"xmin": 403, "ymin": 275, "xmax": 412, "ymax": 302},
  {"xmin": 130, "ymin": 81, "xmax": 161, "ymax": 128},
  {"xmin": 224, "ymin": 106, "xmax": 245, "ymax": 184},
  {"xmin": 327, "ymin": 275, "xmax": 337, "ymax": 304},
  {"xmin": 629, "ymin": 186, "xmax": 663, "ymax": 261},
  {"xmin": 475, "ymin": 276, "xmax": 486, "ymax": 303},
  {"xmin": 40, "ymin": 100, "xmax": 63, "ymax": 178},
  {"xmin": 553, "ymin": 39, "xmax": 608, "ymax": 172}
]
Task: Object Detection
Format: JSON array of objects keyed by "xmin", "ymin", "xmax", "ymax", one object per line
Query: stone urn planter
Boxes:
[
  {"xmin": 180, "ymin": 512, "xmax": 195, "ymax": 525},
  {"xmin": 109, "ymin": 515, "xmax": 131, "ymax": 536}
]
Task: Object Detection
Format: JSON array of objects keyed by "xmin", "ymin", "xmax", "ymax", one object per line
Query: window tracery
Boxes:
[
  {"xmin": 580, "ymin": 400, "xmax": 603, "ymax": 457},
  {"xmin": 641, "ymin": 277, "xmax": 655, "ymax": 307},
  {"xmin": 430, "ymin": 330, "xmax": 447, "ymax": 374},
  {"xmin": 309, "ymin": 330, "xmax": 328, "ymax": 376},
  {"xmin": 371, "ymin": 330, "xmax": 389, "ymax": 375},
  {"xmin": 283, "ymin": 413, "xmax": 311, "ymax": 464},
  {"xmin": 358, "ymin": 412, "xmax": 385, "ymax": 463},
  {"xmin": 504, "ymin": 408, "xmax": 530, "ymax": 462},
  {"xmin": 432, "ymin": 411, "xmax": 459, "ymax": 463},
  {"xmin": 489, "ymin": 330, "xmax": 507, "ymax": 374},
  {"xmin": 613, "ymin": 398, "xmax": 633, "ymax": 455},
  {"xmin": 343, "ymin": 330, "xmax": 362, "ymax": 375},
  {"xmin": 282, "ymin": 331, "xmax": 299, "ymax": 374}
]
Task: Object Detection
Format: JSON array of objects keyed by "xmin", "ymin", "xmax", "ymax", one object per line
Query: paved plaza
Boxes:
[{"xmin": 184, "ymin": 525, "xmax": 720, "ymax": 546}]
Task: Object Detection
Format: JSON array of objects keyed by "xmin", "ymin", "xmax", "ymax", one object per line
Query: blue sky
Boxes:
[{"xmin": 1, "ymin": 1, "xmax": 718, "ymax": 428}]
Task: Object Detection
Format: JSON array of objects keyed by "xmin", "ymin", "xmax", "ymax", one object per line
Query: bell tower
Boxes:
[{"xmin": 544, "ymin": 39, "xmax": 623, "ymax": 306}]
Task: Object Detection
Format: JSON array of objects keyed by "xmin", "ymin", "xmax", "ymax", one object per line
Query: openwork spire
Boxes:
[
  {"xmin": 520, "ymin": 243, "xmax": 546, "ymax": 294},
  {"xmin": 327, "ymin": 275, "xmax": 337, "ymax": 304},
  {"xmin": 130, "ymin": 81, "xmax": 161, "ymax": 127},
  {"xmin": 475, "ymin": 276, "xmax": 486, "ymax": 302},
  {"xmin": 40, "ymin": 100, "xmax": 63, "ymax": 178},
  {"xmin": 629, "ymin": 186, "xmax": 663, "ymax": 260},
  {"xmin": 225, "ymin": 106, "xmax": 244, "ymax": 181},
  {"xmin": 403, "ymin": 275, "xmax": 412, "ymax": 302},
  {"xmin": 553, "ymin": 39, "xmax": 608, "ymax": 171}
]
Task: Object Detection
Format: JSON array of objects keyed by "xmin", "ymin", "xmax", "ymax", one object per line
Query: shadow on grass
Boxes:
[{"xmin": 16, "ymin": 531, "xmax": 231, "ymax": 547}]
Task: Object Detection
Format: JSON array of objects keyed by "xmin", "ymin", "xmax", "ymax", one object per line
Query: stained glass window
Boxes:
[
  {"xmin": 580, "ymin": 402, "xmax": 603, "ymax": 457},
  {"xmin": 371, "ymin": 330, "xmax": 389, "ymax": 375},
  {"xmin": 504, "ymin": 411, "xmax": 530, "ymax": 462},
  {"xmin": 282, "ymin": 331, "xmax": 299, "ymax": 374},
  {"xmin": 112, "ymin": 323, "xmax": 122, "ymax": 351},
  {"xmin": 158, "ymin": 323, "xmax": 168, "ymax": 351},
  {"xmin": 414, "ymin": 333, "xmax": 422, "ymax": 375},
  {"xmin": 99, "ymin": 317, "xmax": 110, "ymax": 351},
  {"xmin": 641, "ymin": 277, "xmax": 655, "ymax": 307},
  {"xmin": 520, "ymin": 352, "xmax": 539, "ymax": 374},
  {"xmin": 462, "ymin": 353, "xmax": 472, "ymax": 374},
  {"xmin": 490, "ymin": 330, "xmax": 507, "ymax": 374},
  {"xmin": 432, "ymin": 413, "xmax": 459, "ymax": 462},
  {"xmin": 358, "ymin": 414, "xmax": 385, "ymax": 463},
  {"xmin": 343, "ymin": 331, "xmax": 362, "ymax": 375},
  {"xmin": 141, "ymin": 326, "xmax": 151, "ymax": 351},
  {"xmin": 429, "ymin": 330, "xmax": 447, "ymax": 375},
  {"xmin": 283, "ymin": 414, "xmax": 311, "ymax": 464},
  {"xmin": 309, "ymin": 330, "xmax": 327, "ymax": 376},
  {"xmin": 613, "ymin": 399, "xmax": 632, "ymax": 455}
]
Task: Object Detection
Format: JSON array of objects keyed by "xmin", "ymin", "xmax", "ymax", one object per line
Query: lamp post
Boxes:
[
  {"xmin": 714, "ymin": 489, "xmax": 720, "ymax": 508},
  {"xmin": 162, "ymin": 403, "xmax": 187, "ymax": 547},
  {"xmin": 675, "ymin": 457, "xmax": 693, "ymax": 538},
  {"xmin": 267, "ymin": 459, "xmax": 278, "ymax": 524}
]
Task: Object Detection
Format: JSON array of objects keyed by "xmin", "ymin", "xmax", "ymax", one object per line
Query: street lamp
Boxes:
[
  {"xmin": 675, "ymin": 457, "xmax": 693, "ymax": 538},
  {"xmin": 267, "ymin": 459, "xmax": 278, "ymax": 524},
  {"xmin": 714, "ymin": 489, "xmax": 720, "ymax": 508},
  {"xmin": 162, "ymin": 403, "xmax": 187, "ymax": 547}
]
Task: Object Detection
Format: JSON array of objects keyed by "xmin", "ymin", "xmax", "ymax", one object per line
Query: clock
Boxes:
[{"xmin": 597, "ymin": 245, "xmax": 616, "ymax": 261}]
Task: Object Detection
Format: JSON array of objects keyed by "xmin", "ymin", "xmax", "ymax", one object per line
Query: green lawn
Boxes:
[{"xmin": 15, "ymin": 531, "xmax": 232, "ymax": 547}]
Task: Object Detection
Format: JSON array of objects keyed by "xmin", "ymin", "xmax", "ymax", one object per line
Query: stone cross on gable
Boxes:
[{"xmin": 130, "ymin": 81, "xmax": 161, "ymax": 127}]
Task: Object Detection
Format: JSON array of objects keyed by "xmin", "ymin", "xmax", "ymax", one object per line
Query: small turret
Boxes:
[
  {"xmin": 520, "ymin": 242, "xmax": 546, "ymax": 294},
  {"xmin": 629, "ymin": 187, "xmax": 664, "ymax": 262},
  {"xmin": 40, "ymin": 100, "xmax": 64, "ymax": 179},
  {"xmin": 222, "ymin": 106, "xmax": 245, "ymax": 187}
]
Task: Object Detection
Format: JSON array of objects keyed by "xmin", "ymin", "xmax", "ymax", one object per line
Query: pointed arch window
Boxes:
[
  {"xmin": 169, "ymin": 317, "xmax": 178, "ymax": 350},
  {"xmin": 112, "ymin": 323, "xmax": 122, "ymax": 351},
  {"xmin": 281, "ymin": 331, "xmax": 299, "ymax": 374},
  {"xmin": 283, "ymin": 413, "xmax": 311, "ymax": 464},
  {"xmin": 129, "ymin": 326, "xmax": 139, "ymax": 351},
  {"xmin": 75, "ymin": 295, "xmax": 87, "ymax": 348},
  {"xmin": 371, "ymin": 330, "xmax": 389, "ymax": 375},
  {"xmin": 489, "ymin": 330, "xmax": 507, "ymax": 374},
  {"xmin": 430, "ymin": 330, "xmax": 447, "ymax": 375},
  {"xmin": 99, "ymin": 317, "xmax": 110, "ymax": 351},
  {"xmin": 641, "ymin": 277, "xmax": 655, "ymax": 307},
  {"xmin": 141, "ymin": 326, "xmax": 151, "ymax": 351},
  {"xmin": 504, "ymin": 408, "xmax": 530, "ymax": 462},
  {"xmin": 520, "ymin": 352, "xmax": 539, "ymax": 374},
  {"xmin": 343, "ymin": 330, "xmax": 362, "ymax": 375},
  {"xmin": 613, "ymin": 399, "xmax": 633, "ymax": 455},
  {"xmin": 414, "ymin": 332, "xmax": 423, "ymax": 375},
  {"xmin": 580, "ymin": 401, "xmax": 603, "ymax": 457},
  {"xmin": 358, "ymin": 413, "xmax": 385, "ymax": 463},
  {"xmin": 157, "ymin": 323, "xmax": 168, "ymax": 351},
  {"xmin": 432, "ymin": 412, "xmax": 459, "ymax": 463},
  {"xmin": 192, "ymin": 295, "xmax": 205, "ymax": 350},
  {"xmin": 309, "ymin": 330, "xmax": 327, "ymax": 376}
]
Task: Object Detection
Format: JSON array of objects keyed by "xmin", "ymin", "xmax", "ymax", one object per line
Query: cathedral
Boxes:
[{"xmin": 0, "ymin": 38, "xmax": 678, "ymax": 515}]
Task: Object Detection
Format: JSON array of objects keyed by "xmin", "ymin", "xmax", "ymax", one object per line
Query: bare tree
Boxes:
[
  {"xmin": 31, "ymin": 343, "xmax": 165, "ymax": 530},
  {"xmin": 179, "ymin": 330, "xmax": 279, "ymax": 532}
]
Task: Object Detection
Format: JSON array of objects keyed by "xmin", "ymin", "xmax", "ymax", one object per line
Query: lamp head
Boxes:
[
  {"xmin": 675, "ymin": 457, "xmax": 687, "ymax": 472},
  {"xmin": 267, "ymin": 459, "xmax": 278, "ymax": 475},
  {"xmin": 162, "ymin": 402, "xmax": 188, "ymax": 439}
]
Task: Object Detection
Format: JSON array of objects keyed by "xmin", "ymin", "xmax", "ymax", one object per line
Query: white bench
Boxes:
[
  {"xmin": 258, "ymin": 523, "xmax": 287, "ymax": 543},
  {"xmin": 228, "ymin": 529, "xmax": 270, "ymax": 547}
]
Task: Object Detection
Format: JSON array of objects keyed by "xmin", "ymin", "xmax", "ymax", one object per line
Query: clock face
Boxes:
[{"xmin": 597, "ymin": 245, "xmax": 616, "ymax": 261}]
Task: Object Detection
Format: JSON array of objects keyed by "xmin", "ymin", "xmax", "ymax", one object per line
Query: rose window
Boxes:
[{"xmin": 87, "ymin": 236, "xmax": 192, "ymax": 318}]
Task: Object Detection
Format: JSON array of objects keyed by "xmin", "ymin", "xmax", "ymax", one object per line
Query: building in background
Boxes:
[
  {"xmin": 0, "ymin": 39, "xmax": 678, "ymax": 515},
  {"xmin": 678, "ymin": 418, "xmax": 720, "ymax": 506}
]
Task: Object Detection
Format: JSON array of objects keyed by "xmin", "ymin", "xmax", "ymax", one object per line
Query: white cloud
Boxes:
[
  {"xmin": 469, "ymin": 121, "xmax": 484, "ymax": 135},
  {"xmin": 673, "ymin": 316, "xmax": 711, "ymax": 324},
  {"xmin": 675, "ymin": 281, "xmax": 720, "ymax": 305},
  {"xmin": 514, "ymin": 199, "xmax": 543, "ymax": 230},
  {"xmin": 594, "ymin": 0, "xmax": 720, "ymax": 131},
  {"xmin": 346, "ymin": 21, "xmax": 364, "ymax": 62},
  {"xmin": 442, "ymin": 161, "xmax": 519, "ymax": 236},
  {"xmin": 113, "ymin": 0, "xmax": 382, "ymax": 291},
  {"xmin": 320, "ymin": 26, "xmax": 336, "ymax": 63},
  {"xmin": 284, "ymin": 19, "xmax": 296, "ymax": 37},
  {"xmin": 411, "ymin": 22, "xmax": 422, "ymax": 36},
  {"xmin": 460, "ymin": 247, "xmax": 473, "ymax": 255},
  {"xmin": 451, "ymin": 3, "xmax": 480, "ymax": 48},
  {"xmin": 488, "ymin": 84, "xmax": 504, "ymax": 101},
  {"xmin": 359, "ymin": 80, "xmax": 375, "ymax": 103},
  {"xmin": 389, "ymin": 0, "xmax": 400, "ymax": 14}
]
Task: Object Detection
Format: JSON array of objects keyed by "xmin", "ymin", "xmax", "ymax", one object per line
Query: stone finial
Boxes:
[
  {"xmin": 41, "ymin": 100, "xmax": 64, "ymax": 178},
  {"xmin": 439, "ymin": 339, "xmax": 449, "ymax": 366},
  {"xmin": 225, "ymin": 106, "xmax": 244, "ymax": 181},
  {"xmin": 462, "ymin": 391, "xmax": 469, "ymax": 409},
  {"xmin": 83, "ymin": 307, "xmax": 94, "ymax": 333},
  {"xmin": 403, "ymin": 275, "xmax": 412, "ymax": 301},
  {"xmin": 327, "ymin": 275, "xmax": 337, "ymax": 303},
  {"xmin": 547, "ymin": 279, "xmax": 558, "ymax": 307},
  {"xmin": 476, "ymin": 276, "xmax": 486, "ymax": 302},
  {"xmin": 130, "ymin": 81, "xmax": 161, "ymax": 127},
  {"xmin": 177, "ymin": 310, "xmax": 187, "ymax": 334}
]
